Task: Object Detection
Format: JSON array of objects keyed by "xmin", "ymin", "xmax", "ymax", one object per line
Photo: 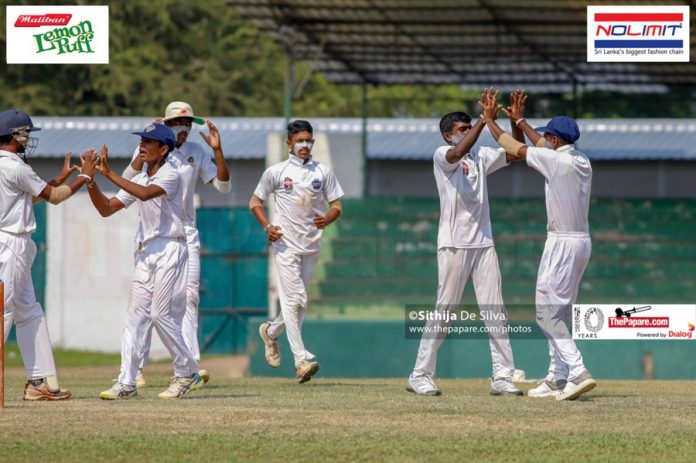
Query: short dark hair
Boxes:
[
  {"xmin": 0, "ymin": 134, "xmax": 14, "ymax": 145},
  {"xmin": 439, "ymin": 112, "xmax": 472, "ymax": 136},
  {"xmin": 287, "ymin": 120, "xmax": 313, "ymax": 139}
]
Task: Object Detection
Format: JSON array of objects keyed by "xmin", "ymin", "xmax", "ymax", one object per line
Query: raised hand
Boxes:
[
  {"xmin": 80, "ymin": 148, "xmax": 97, "ymax": 178},
  {"xmin": 199, "ymin": 119, "xmax": 221, "ymax": 151},
  {"xmin": 478, "ymin": 87, "xmax": 500, "ymax": 122},
  {"xmin": 96, "ymin": 144, "xmax": 111, "ymax": 176},
  {"xmin": 501, "ymin": 89, "xmax": 527, "ymax": 123}
]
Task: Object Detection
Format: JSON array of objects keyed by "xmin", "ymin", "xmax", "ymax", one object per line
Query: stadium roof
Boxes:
[
  {"xmin": 31, "ymin": 117, "xmax": 696, "ymax": 161},
  {"xmin": 227, "ymin": 0, "xmax": 696, "ymax": 92}
]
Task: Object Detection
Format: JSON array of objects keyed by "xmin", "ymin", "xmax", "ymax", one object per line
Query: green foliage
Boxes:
[{"xmin": 1, "ymin": 0, "xmax": 694, "ymax": 118}]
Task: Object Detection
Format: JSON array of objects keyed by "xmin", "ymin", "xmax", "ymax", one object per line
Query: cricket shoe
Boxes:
[
  {"xmin": 99, "ymin": 383, "xmax": 137, "ymax": 400},
  {"xmin": 259, "ymin": 322, "xmax": 281, "ymax": 368},
  {"xmin": 490, "ymin": 377, "xmax": 524, "ymax": 396},
  {"xmin": 406, "ymin": 374, "xmax": 441, "ymax": 396},
  {"xmin": 199, "ymin": 369, "xmax": 210, "ymax": 384},
  {"xmin": 158, "ymin": 373, "xmax": 204, "ymax": 399},
  {"xmin": 136, "ymin": 369, "xmax": 147, "ymax": 388},
  {"xmin": 23, "ymin": 378, "xmax": 72, "ymax": 401},
  {"xmin": 296, "ymin": 360, "xmax": 320, "ymax": 383},
  {"xmin": 556, "ymin": 370, "xmax": 597, "ymax": 401},
  {"xmin": 528, "ymin": 379, "xmax": 567, "ymax": 398}
]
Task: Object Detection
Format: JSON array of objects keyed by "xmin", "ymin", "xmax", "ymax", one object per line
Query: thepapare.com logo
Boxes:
[
  {"xmin": 587, "ymin": 5, "xmax": 689, "ymax": 63},
  {"xmin": 6, "ymin": 5, "xmax": 109, "ymax": 64}
]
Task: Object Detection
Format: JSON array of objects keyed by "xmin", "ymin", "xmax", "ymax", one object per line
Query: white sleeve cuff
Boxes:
[{"xmin": 212, "ymin": 177, "xmax": 231, "ymax": 193}]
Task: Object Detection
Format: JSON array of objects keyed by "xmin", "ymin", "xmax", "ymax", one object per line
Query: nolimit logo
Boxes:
[
  {"xmin": 6, "ymin": 6, "xmax": 109, "ymax": 64},
  {"xmin": 587, "ymin": 5, "xmax": 690, "ymax": 63}
]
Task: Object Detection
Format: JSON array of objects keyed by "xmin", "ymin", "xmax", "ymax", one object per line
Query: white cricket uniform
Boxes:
[
  {"xmin": 526, "ymin": 144, "xmax": 592, "ymax": 382},
  {"xmin": 134, "ymin": 141, "xmax": 219, "ymax": 365},
  {"xmin": 412, "ymin": 145, "xmax": 516, "ymax": 380},
  {"xmin": 0, "ymin": 150, "xmax": 58, "ymax": 380},
  {"xmin": 115, "ymin": 159, "xmax": 198, "ymax": 386},
  {"xmin": 254, "ymin": 154, "xmax": 344, "ymax": 367}
]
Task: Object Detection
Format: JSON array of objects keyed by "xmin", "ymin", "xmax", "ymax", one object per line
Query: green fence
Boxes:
[
  {"xmin": 197, "ymin": 207, "xmax": 268, "ymax": 354},
  {"xmin": 316, "ymin": 198, "xmax": 696, "ymax": 309}
]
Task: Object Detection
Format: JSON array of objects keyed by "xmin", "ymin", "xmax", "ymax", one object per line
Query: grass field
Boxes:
[{"xmin": 2, "ymin": 346, "xmax": 696, "ymax": 462}]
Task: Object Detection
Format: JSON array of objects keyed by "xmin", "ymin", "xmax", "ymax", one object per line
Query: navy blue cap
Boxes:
[
  {"xmin": 0, "ymin": 109, "xmax": 41, "ymax": 137},
  {"xmin": 535, "ymin": 116, "xmax": 580, "ymax": 143},
  {"xmin": 132, "ymin": 123, "xmax": 176, "ymax": 152}
]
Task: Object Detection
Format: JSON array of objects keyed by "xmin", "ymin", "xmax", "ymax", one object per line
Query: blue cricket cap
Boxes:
[
  {"xmin": 132, "ymin": 123, "xmax": 176, "ymax": 152},
  {"xmin": 0, "ymin": 109, "xmax": 41, "ymax": 137},
  {"xmin": 535, "ymin": 116, "xmax": 580, "ymax": 143}
]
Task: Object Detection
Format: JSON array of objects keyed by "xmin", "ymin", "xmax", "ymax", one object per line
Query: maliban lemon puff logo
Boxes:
[
  {"xmin": 6, "ymin": 5, "xmax": 109, "ymax": 64},
  {"xmin": 32, "ymin": 19, "xmax": 95, "ymax": 55}
]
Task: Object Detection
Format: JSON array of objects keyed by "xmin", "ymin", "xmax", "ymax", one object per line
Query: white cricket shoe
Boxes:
[
  {"xmin": 158, "ymin": 373, "xmax": 204, "ymax": 399},
  {"xmin": 528, "ymin": 379, "xmax": 567, "ymax": 398},
  {"xmin": 406, "ymin": 374, "xmax": 441, "ymax": 396},
  {"xmin": 490, "ymin": 377, "xmax": 524, "ymax": 396},
  {"xmin": 259, "ymin": 322, "xmax": 281, "ymax": 368},
  {"xmin": 100, "ymin": 383, "xmax": 137, "ymax": 400},
  {"xmin": 556, "ymin": 370, "xmax": 597, "ymax": 401}
]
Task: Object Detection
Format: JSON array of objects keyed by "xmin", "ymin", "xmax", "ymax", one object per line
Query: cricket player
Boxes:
[
  {"xmin": 251, "ymin": 120, "xmax": 344, "ymax": 383},
  {"xmin": 482, "ymin": 89, "xmax": 597, "ymax": 401},
  {"xmin": 407, "ymin": 89, "xmax": 523, "ymax": 397},
  {"xmin": 88, "ymin": 124, "xmax": 203, "ymax": 400},
  {"xmin": 0, "ymin": 108, "xmax": 96, "ymax": 401},
  {"xmin": 123, "ymin": 102, "xmax": 231, "ymax": 387}
]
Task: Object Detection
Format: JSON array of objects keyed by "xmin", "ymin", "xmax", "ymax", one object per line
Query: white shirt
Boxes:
[
  {"xmin": 115, "ymin": 160, "xmax": 185, "ymax": 246},
  {"xmin": 433, "ymin": 145, "xmax": 508, "ymax": 249},
  {"xmin": 131, "ymin": 141, "xmax": 217, "ymax": 224},
  {"xmin": 526, "ymin": 144, "xmax": 592, "ymax": 234},
  {"xmin": 0, "ymin": 150, "xmax": 47, "ymax": 235},
  {"xmin": 254, "ymin": 154, "xmax": 344, "ymax": 254}
]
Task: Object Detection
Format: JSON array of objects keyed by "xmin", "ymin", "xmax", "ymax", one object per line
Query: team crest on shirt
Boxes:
[
  {"xmin": 462, "ymin": 164, "xmax": 469, "ymax": 175},
  {"xmin": 187, "ymin": 156, "xmax": 194, "ymax": 164},
  {"xmin": 312, "ymin": 179, "xmax": 321, "ymax": 190},
  {"xmin": 283, "ymin": 177, "xmax": 293, "ymax": 190}
]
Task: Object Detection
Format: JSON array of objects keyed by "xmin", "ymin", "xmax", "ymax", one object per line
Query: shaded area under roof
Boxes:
[
  {"xmin": 30, "ymin": 117, "xmax": 696, "ymax": 161},
  {"xmin": 227, "ymin": 0, "xmax": 696, "ymax": 91}
]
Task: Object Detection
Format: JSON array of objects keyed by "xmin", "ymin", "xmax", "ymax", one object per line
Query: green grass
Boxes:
[
  {"xmin": 2, "ymin": 365, "xmax": 696, "ymax": 462},
  {"xmin": 3, "ymin": 342, "xmax": 121, "ymax": 368}
]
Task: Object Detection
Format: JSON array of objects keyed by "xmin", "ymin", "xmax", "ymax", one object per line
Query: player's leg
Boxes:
[
  {"xmin": 470, "ymin": 247, "xmax": 522, "ymax": 396},
  {"xmin": 294, "ymin": 252, "xmax": 321, "ymax": 382},
  {"xmin": 529, "ymin": 236, "xmax": 568, "ymax": 398},
  {"xmin": 182, "ymin": 227, "xmax": 201, "ymax": 362},
  {"xmin": 408, "ymin": 248, "xmax": 470, "ymax": 395},
  {"xmin": 4, "ymin": 237, "xmax": 70, "ymax": 401},
  {"xmin": 101, "ymin": 251, "xmax": 152, "ymax": 399},
  {"xmin": 149, "ymin": 240, "xmax": 202, "ymax": 399},
  {"xmin": 554, "ymin": 237, "xmax": 595, "ymax": 400},
  {"xmin": 273, "ymin": 249, "xmax": 316, "ymax": 381}
]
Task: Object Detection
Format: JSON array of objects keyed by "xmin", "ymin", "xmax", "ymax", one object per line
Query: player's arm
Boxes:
[
  {"xmin": 85, "ymin": 181, "xmax": 126, "ymax": 217},
  {"xmin": 249, "ymin": 194, "xmax": 282, "ymax": 242},
  {"xmin": 36, "ymin": 149, "xmax": 98, "ymax": 205},
  {"xmin": 98, "ymin": 145, "xmax": 166, "ymax": 201},
  {"xmin": 314, "ymin": 199, "xmax": 342, "ymax": 230},
  {"xmin": 445, "ymin": 117, "xmax": 487, "ymax": 164},
  {"xmin": 200, "ymin": 120, "xmax": 231, "ymax": 192}
]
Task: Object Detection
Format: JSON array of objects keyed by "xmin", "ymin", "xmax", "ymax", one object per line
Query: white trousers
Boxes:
[
  {"xmin": 0, "ymin": 232, "xmax": 57, "ymax": 379},
  {"xmin": 140, "ymin": 225, "xmax": 201, "ymax": 367},
  {"xmin": 267, "ymin": 249, "xmax": 319, "ymax": 368},
  {"xmin": 413, "ymin": 246, "xmax": 516, "ymax": 379},
  {"xmin": 536, "ymin": 233, "xmax": 591, "ymax": 382},
  {"xmin": 118, "ymin": 237, "xmax": 197, "ymax": 386}
]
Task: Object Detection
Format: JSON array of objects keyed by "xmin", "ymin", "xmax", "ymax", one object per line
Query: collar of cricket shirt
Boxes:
[
  {"xmin": 288, "ymin": 153, "xmax": 312, "ymax": 166},
  {"xmin": 557, "ymin": 144, "xmax": 575, "ymax": 153}
]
